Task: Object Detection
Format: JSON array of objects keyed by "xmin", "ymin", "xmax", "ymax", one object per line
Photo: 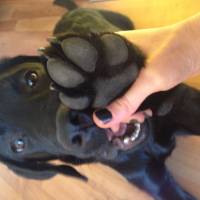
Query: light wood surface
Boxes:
[{"xmin": 0, "ymin": 0, "xmax": 200, "ymax": 199}]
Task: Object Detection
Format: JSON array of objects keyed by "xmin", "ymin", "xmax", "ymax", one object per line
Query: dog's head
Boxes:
[
  {"xmin": 0, "ymin": 33, "xmax": 152, "ymax": 180},
  {"xmin": 0, "ymin": 6, "xmax": 176, "ymax": 181}
]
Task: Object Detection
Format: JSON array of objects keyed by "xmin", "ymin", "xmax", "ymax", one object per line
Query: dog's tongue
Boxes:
[{"xmin": 105, "ymin": 123, "xmax": 127, "ymax": 141}]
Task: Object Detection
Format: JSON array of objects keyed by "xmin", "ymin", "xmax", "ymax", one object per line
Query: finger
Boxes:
[{"xmin": 93, "ymin": 70, "xmax": 155, "ymax": 129}]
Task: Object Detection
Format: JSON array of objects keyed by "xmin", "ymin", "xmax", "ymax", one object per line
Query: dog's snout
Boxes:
[
  {"xmin": 57, "ymin": 107, "xmax": 106, "ymax": 152},
  {"xmin": 69, "ymin": 110, "xmax": 94, "ymax": 128},
  {"xmin": 66, "ymin": 110, "xmax": 94, "ymax": 148},
  {"xmin": 71, "ymin": 134, "xmax": 82, "ymax": 146},
  {"xmin": 69, "ymin": 129, "xmax": 93, "ymax": 149}
]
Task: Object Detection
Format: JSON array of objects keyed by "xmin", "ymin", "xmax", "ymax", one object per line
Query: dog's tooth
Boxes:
[
  {"xmin": 135, "ymin": 128, "xmax": 140, "ymax": 135},
  {"xmin": 131, "ymin": 131, "xmax": 139, "ymax": 141},
  {"xmin": 123, "ymin": 137, "xmax": 130, "ymax": 144},
  {"xmin": 130, "ymin": 123, "xmax": 141, "ymax": 141},
  {"xmin": 130, "ymin": 135, "xmax": 136, "ymax": 141},
  {"xmin": 135, "ymin": 123, "xmax": 141, "ymax": 135},
  {"xmin": 135, "ymin": 123, "xmax": 141, "ymax": 130}
]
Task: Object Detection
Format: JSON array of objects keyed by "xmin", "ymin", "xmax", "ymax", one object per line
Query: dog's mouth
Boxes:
[{"xmin": 105, "ymin": 121, "xmax": 147, "ymax": 150}]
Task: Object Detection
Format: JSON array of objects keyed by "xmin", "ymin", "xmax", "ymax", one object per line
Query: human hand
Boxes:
[{"xmin": 93, "ymin": 13, "xmax": 200, "ymax": 132}]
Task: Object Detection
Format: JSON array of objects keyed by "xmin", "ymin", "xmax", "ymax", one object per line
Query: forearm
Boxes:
[
  {"xmin": 177, "ymin": 12, "xmax": 200, "ymax": 76},
  {"xmin": 117, "ymin": 13, "xmax": 200, "ymax": 91}
]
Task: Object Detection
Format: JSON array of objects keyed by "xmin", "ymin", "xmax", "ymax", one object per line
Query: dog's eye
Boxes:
[
  {"xmin": 25, "ymin": 71, "xmax": 39, "ymax": 88},
  {"xmin": 11, "ymin": 139, "xmax": 25, "ymax": 153}
]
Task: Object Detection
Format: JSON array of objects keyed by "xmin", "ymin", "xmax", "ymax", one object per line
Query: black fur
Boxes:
[{"xmin": 0, "ymin": 1, "xmax": 199, "ymax": 200}]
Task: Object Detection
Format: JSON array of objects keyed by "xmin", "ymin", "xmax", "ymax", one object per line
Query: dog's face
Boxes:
[
  {"xmin": 45, "ymin": 33, "xmax": 149, "ymax": 160},
  {"xmin": 2, "ymin": 5, "xmax": 198, "ymax": 199},
  {"xmin": 0, "ymin": 57, "xmax": 62, "ymax": 161},
  {"xmin": 0, "ymin": 33, "xmax": 151, "ymax": 179}
]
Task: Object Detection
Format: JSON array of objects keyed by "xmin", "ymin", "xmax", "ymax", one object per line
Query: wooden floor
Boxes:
[{"xmin": 0, "ymin": 0, "xmax": 200, "ymax": 199}]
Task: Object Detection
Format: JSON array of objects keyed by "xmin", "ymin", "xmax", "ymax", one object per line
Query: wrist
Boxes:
[
  {"xmin": 116, "ymin": 25, "xmax": 173, "ymax": 54},
  {"xmin": 175, "ymin": 13, "xmax": 200, "ymax": 76}
]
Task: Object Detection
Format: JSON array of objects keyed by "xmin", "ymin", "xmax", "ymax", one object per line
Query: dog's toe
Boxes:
[
  {"xmin": 47, "ymin": 58, "xmax": 85, "ymax": 88},
  {"xmin": 101, "ymin": 33, "xmax": 128, "ymax": 67},
  {"xmin": 61, "ymin": 37, "xmax": 98, "ymax": 73}
]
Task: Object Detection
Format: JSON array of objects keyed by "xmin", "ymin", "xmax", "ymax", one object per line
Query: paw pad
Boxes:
[
  {"xmin": 43, "ymin": 33, "xmax": 145, "ymax": 110},
  {"xmin": 61, "ymin": 37, "xmax": 97, "ymax": 73},
  {"xmin": 47, "ymin": 58, "xmax": 85, "ymax": 88},
  {"xmin": 101, "ymin": 33, "xmax": 128, "ymax": 66}
]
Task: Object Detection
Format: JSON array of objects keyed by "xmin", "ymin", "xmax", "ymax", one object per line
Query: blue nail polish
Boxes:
[{"xmin": 95, "ymin": 109, "xmax": 112, "ymax": 124}]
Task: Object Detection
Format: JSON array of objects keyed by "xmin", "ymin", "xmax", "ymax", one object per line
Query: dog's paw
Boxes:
[{"xmin": 43, "ymin": 33, "xmax": 145, "ymax": 110}]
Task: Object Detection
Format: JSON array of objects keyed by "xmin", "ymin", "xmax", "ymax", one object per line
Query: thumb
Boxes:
[{"xmin": 93, "ymin": 69, "xmax": 157, "ymax": 129}]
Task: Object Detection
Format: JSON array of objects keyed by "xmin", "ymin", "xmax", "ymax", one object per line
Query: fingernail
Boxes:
[
  {"xmin": 144, "ymin": 110, "xmax": 153, "ymax": 118},
  {"xmin": 95, "ymin": 109, "xmax": 112, "ymax": 124}
]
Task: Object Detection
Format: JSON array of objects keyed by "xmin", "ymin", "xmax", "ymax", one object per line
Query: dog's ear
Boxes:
[
  {"xmin": 7, "ymin": 162, "xmax": 56, "ymax": 179},
  {"xmin": 169, "ymin": 84, "xmax": 200, "ymax": 134},
  {"xmin": 141, "ymin": 84, "xmax": 200, "ymax": 133},
  {"xmin": 139, "ymin": 87, "xmax": 179, "ymax": 116},
  {"xmin": 2, "ymin": 156, "xmax": 87, "ymax": 180}
]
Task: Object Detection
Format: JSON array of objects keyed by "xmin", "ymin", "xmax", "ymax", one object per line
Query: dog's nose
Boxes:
[
  {"xmin": 68, "ymin": 110, "xmax": 94, "ymax": 148},
  {"xmin": 69, "ymin": 110, "xmax": 93, "ymax": 127}
]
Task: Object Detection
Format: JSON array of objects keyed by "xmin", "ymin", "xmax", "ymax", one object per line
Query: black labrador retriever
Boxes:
[{"xmin": 0, "ymin": 1, "xmax": 199, "ymax": 199}]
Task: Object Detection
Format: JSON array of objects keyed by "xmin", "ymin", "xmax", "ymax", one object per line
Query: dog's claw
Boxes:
[
  {"xmin": 49, "ymin": 82, "xmax": 57, "ymax": 91},
  {"xmin": 47, "ymin": 37, "xmax": 58, "ymax": 43},
  {"xmin": 37, "ymin": 47, "xmax": 46, "ymax": 54},
  {"xmin": 45, "ymin": 33, "xmax": 145, "ymax": 110}
]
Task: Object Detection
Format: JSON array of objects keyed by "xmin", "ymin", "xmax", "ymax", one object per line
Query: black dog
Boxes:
[{"xmin": 0, "ymin": 1, "xmax": 199, "ymax": 199}]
